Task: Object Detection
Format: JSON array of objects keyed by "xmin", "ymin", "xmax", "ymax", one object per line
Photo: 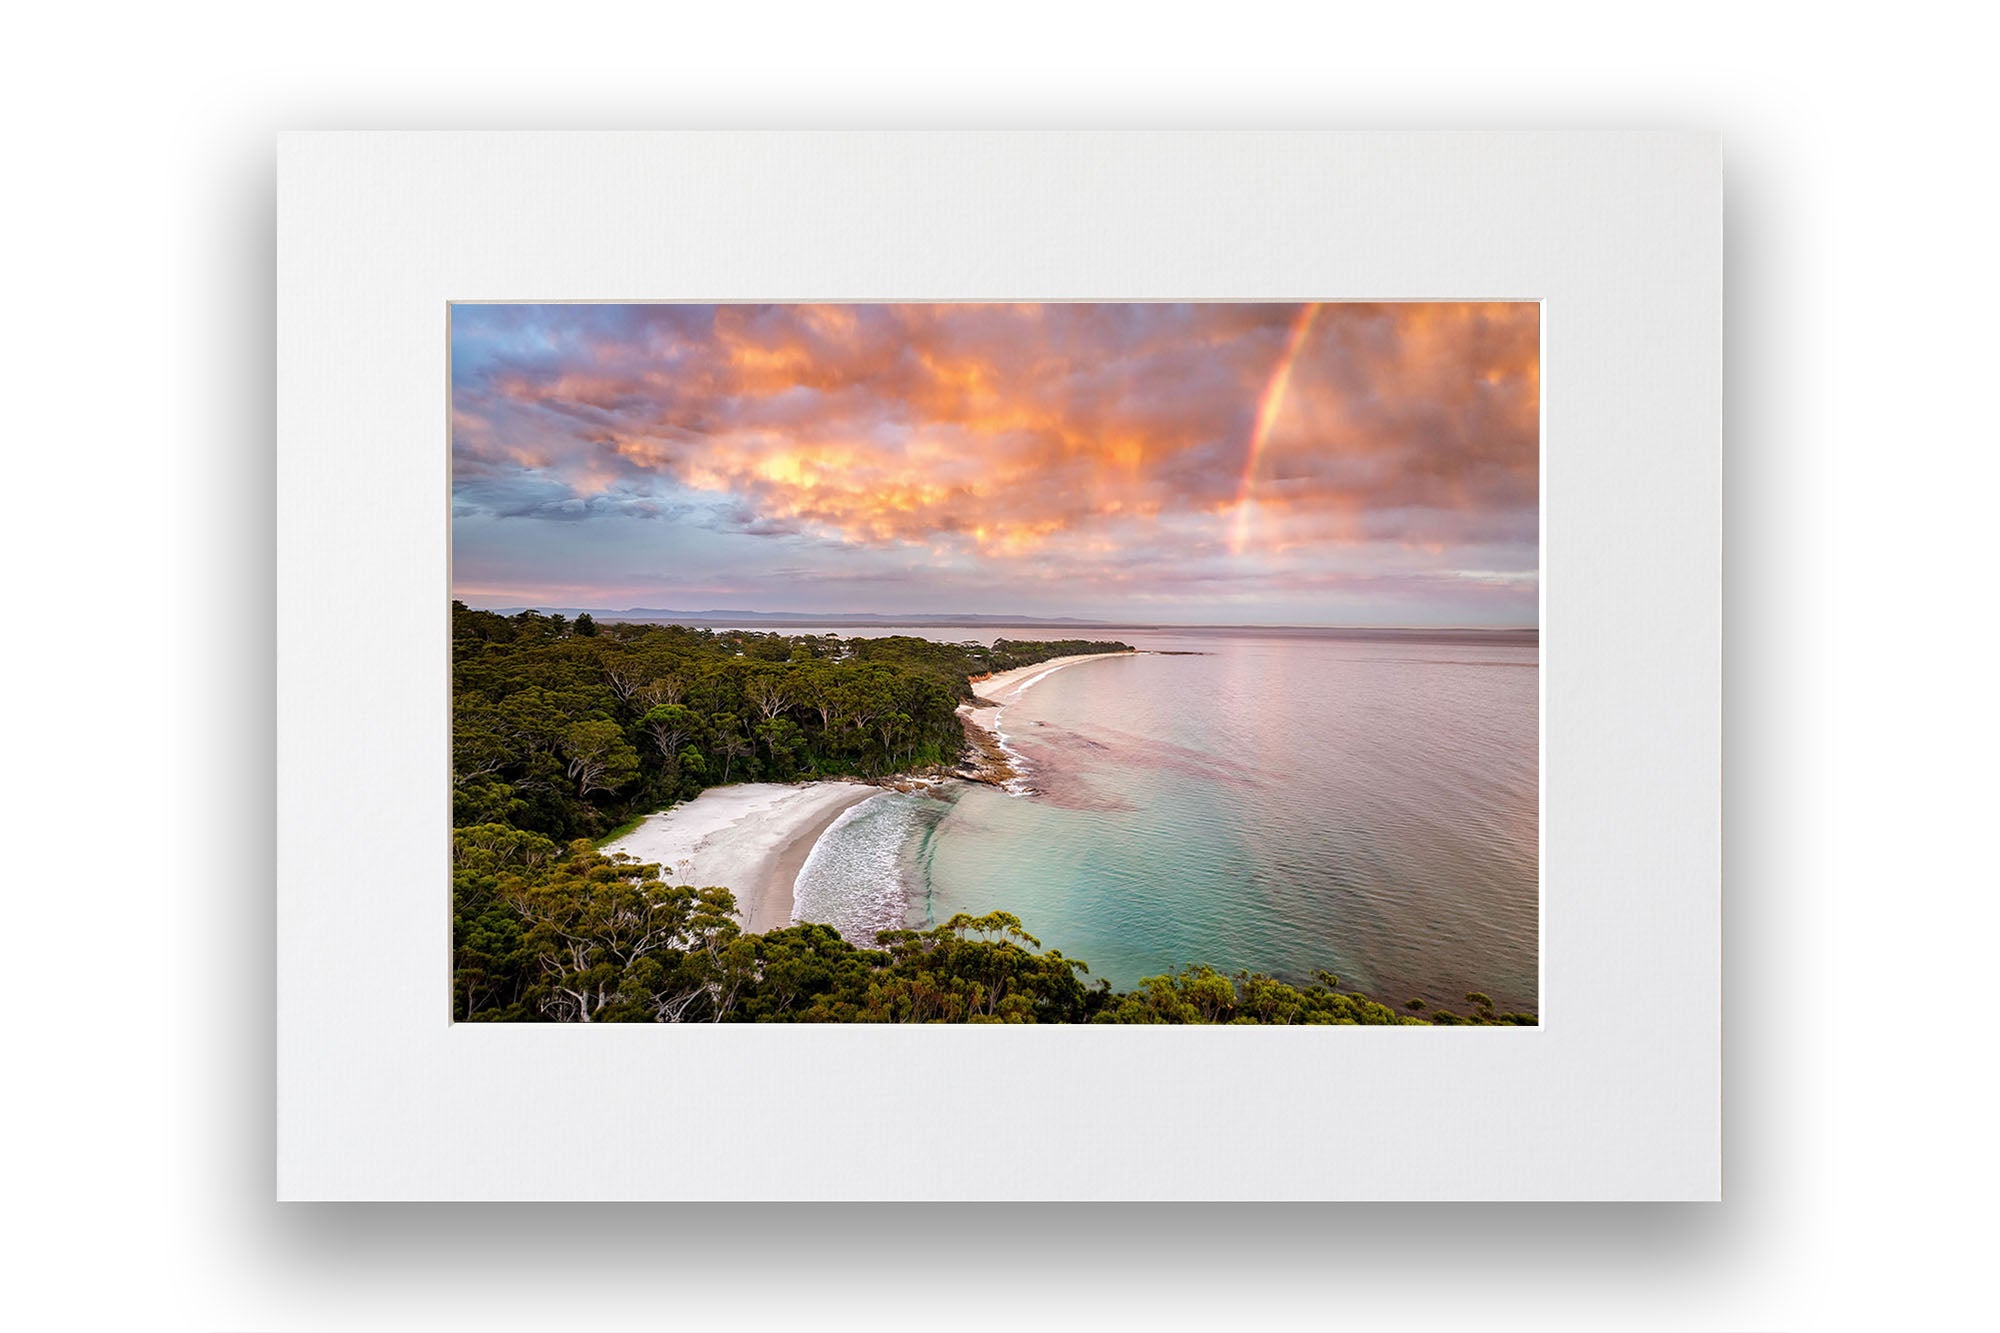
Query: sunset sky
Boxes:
[{"xmin": 450, "ymin": 302, "xmax": 1539, "ymax": 625}]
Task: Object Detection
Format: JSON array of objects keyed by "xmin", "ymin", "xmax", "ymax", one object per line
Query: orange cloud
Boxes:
[{"xmin": 453, "ymin": 302, "xmax": 1539, "ymax": 567}]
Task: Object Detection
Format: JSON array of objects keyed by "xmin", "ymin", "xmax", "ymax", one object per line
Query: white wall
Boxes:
[{"xmin": 6, "ymin": 3, "xmax": 1990, "ymax": 1328}]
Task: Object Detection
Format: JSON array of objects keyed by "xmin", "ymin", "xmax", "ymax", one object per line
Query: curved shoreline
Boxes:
[
  {"xmin": 598, "ymin": 781, "xmax": 879, "ymax": 933},
  {"xmin": 957, "ymin": 651, "xmax": 1134, "ymax": 787},
  {"xmin": 599, "ymin": 655, "xmax": 1132, "ymax": 929},
  {"xmin": 754, "ymin": 788, "xmax": 884, "ymax": 932}
]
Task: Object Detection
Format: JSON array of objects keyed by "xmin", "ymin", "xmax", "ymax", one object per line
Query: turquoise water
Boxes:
[{"xmin": 790, "ymin": 628, "xmax": 1539, "ymax": 1013}]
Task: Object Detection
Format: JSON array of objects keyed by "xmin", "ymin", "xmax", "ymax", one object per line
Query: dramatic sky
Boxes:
[{"xmin": 451, "ymin": 302, "xmax": 1538, "ymax": 625}]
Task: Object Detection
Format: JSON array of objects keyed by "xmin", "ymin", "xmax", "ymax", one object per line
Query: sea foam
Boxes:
[{"xmin": 790, "ymin": 791, "xmax": 936, "ymax": 944}]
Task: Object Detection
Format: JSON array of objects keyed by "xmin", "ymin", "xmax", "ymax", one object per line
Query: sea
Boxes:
[{"xmin": 785, "ymin": 626, "xmax": 1539, "ymax": 1014}]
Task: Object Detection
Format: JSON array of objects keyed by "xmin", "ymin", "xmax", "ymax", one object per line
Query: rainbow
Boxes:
[{"xmin": 1228, "ymin": 302, "xmax": 1320, "ymax": 554}]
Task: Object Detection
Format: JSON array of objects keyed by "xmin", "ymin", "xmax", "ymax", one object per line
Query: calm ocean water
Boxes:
[{"xmin": 789, "ymin": 627, "xmax": 1539, "ymax": 1014}]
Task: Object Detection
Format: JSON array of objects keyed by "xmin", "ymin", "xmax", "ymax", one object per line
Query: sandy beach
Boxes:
[
  {"xmin": 599, "ymin": 781, "xmax": 879, "ymax": 933},
  {"xmin": 599, "ymin": 655, "xmax": 1127, "ymax": 926},
  {"xmin": 957, "ymin": 651, "xmax": 1133, "ymax": 785}
]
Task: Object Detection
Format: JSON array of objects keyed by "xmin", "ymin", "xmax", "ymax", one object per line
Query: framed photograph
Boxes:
[{"xmin": 278, "ymin": 131, "xmax": 1720, "ymax": 1199}]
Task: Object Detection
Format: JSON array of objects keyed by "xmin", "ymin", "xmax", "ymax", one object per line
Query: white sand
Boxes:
[
  {"xmin": 599, "ymin": 781, "xmax": 878, "ymax": 933},
  {"xmin": 957, "ymin": 652, "xmax": 1133, "ymax": 785},
  {"xmin": 961, "ymin": 652, "xmax": 1132, "ymax": 725},
  {"xmin": 603, "ymin": 656, "xmax": 1129, "ymax": 923}
]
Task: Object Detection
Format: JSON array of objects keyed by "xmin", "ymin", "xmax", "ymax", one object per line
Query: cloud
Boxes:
[{"xmin": 450, "ymin": 302, "xmax": 1538, "ymax": 621}]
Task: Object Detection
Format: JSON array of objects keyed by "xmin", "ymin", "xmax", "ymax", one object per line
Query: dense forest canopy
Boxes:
[
  {"xmin": 450, "ymin": 602, "xmax": 1532, "ymax": 1025},
  {"xmin": 454, "ymin": 600, "xmax": 1130, "ymax": 842}
]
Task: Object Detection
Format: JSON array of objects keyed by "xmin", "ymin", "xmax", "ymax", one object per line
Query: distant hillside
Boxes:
[{"xmin": 473, "ymin": 607, "xmax": 1100, "ymax": 627}]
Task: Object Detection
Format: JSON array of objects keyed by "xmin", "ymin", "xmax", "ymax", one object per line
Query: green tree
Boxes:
[
  {"xmin": 756, "ymin": 716, "xmax": 804, "ymax": 777},
  {"xmin": 451, "ymin": 824, "xmax": 561, "ymax": 1020},
  {"xmin": 506, "ymin": 840, "xmax": 741, "ymax": 1022},
  {"xmin": 641, "ymin": 703, "xmax": 703, "ymax": 764},
  {"xmin": 710, "ymin": 714, "xmax": 754, "ymax": 783},
  {"xmin": 561, "ymin": 718, "xmax": 640, "ymax": 797}
]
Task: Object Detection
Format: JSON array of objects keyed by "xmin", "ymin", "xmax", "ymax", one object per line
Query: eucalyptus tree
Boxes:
[
  {"xmin": 560, "ymin": 718, "xmax": 640, "ymax": 798},
  {"xmin": 744, "ymin": 668, "xmax": 795, "ymax": 724},
  {"xmin": 505, "ymin": 841, "xmax": 726, "ymax": 1022},
  {"xmin": 709, "ymin": 714, "xmax": 755, "ymax": 783},
  {"xmin": 641, "ymin": 703, "xmax": 703, "ymax": 764}
]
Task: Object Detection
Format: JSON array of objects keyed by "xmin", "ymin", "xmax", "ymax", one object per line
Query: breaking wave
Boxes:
[{"xmin": 790, "ymin": 790, "xmax": 946, "ymax": 944}]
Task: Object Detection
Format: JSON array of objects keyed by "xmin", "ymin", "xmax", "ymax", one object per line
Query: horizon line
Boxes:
[{"xmin": 452, "ymin": 600, "xmax": 1537, "ymax": 634}]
